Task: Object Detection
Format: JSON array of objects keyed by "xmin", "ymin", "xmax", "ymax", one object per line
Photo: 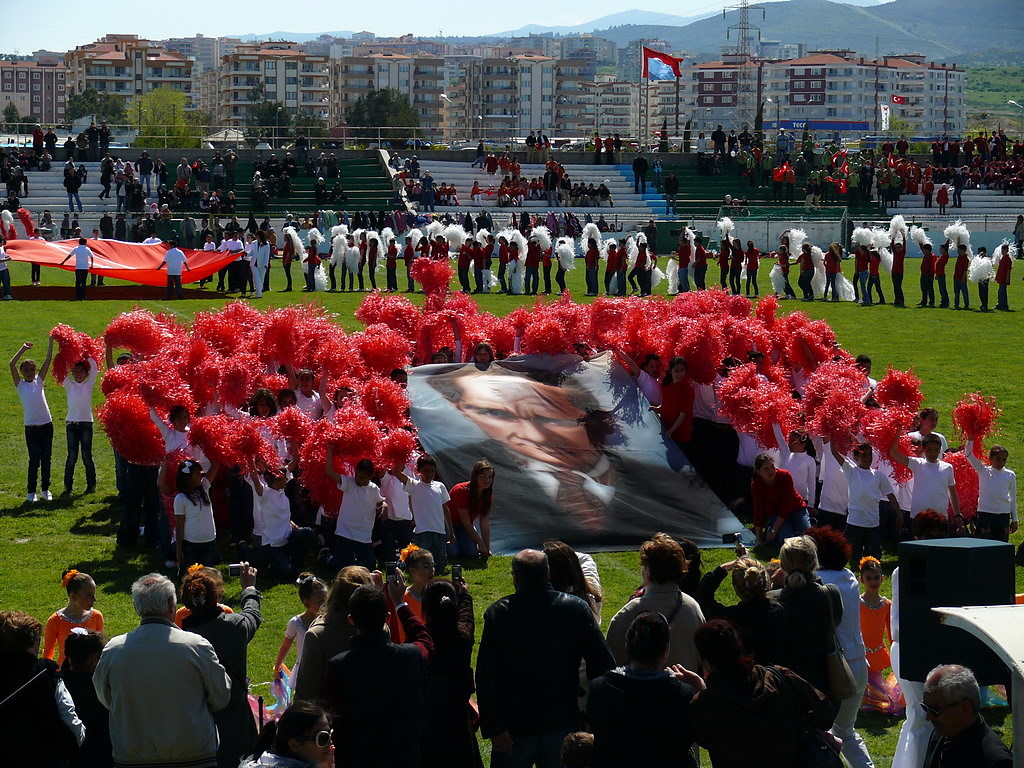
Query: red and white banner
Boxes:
[
  {"xmin": 4, "ymin": 238, "xmax": 239, "ymax": 287},
  {"xmin": 891, "ymin": 94, "xmax": 906, "ymax": 105}
]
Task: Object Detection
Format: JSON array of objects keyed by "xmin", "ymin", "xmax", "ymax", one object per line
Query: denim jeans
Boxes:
[
  {"xmin": 380, "ymin": 518, "xmax": 414, "ymax": 563},
  {"xmin": 25, "ymin": 422, "xmax": 53, "ymax": 494},
  {"xmin": 936, "ymin": 273, "xmax": 949, "ymax": 305},
  {"xmin": 768, "ymin": 507, "xmax": 810, "ymax": 542},
  {"xmin": 67, "ymin": 192, "xmax": 82, "ymax": 212},
  {"xmin": 693, "ymin": 265, "xmax": 707, "ymax": 290},
  {"xmin": 120, "ymin": 464, "xmax": 161, "ymax": 549},
  {"xmin": 412, "ymin": 530, "xmax": 449, "ymax": 572},
  {"xmin": 326, "ymin": 535, "xmax": 375, "ymax": 570},
  {"xmin": 166, "ymin": 274, "xmax": 183, "ymax": 299},
  {"xmin": 524, "ymin": 266, "xmax": 539, "ymax": 294},
  {"xmin": 953, "ymin": 278, "xmax": 969, "ymax": 308},
  {"xmin": 447, "ymin": 523, "xmax": 480, "ymax": 559},
  {"xmin": 64, "ymin": 422, "xmax": 95, "ymax": 492},
  {"xmin": 0, "ymin": 268, "xmax": 10, "ymax": 297},
  {"xmin": 262, "ymin": 527, "xmax": 317, "ymax": 579}
]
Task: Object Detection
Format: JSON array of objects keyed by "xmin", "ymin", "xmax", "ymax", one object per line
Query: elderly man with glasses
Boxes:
[{"xmin": 921, "ymin": 664, "xmax": 1011, "ymax": 767}]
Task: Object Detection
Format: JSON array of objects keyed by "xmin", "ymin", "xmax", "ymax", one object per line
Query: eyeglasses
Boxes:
[
  {"xmin": 298, "ymin": 729, "xmax": 333, "ymax": 748},
  {"xmin": 920, "ymin": 701, "xmax": 956, "ymax": 717}
]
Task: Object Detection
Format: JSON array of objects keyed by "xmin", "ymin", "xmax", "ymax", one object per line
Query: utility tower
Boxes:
[{"xmin": 724, "ymin": 0, "xmax": 765, "ymax": 131}]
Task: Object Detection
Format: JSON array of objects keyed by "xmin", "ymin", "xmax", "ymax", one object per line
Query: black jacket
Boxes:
[
  {"xmin": 696, "ymin": 566, "xmax": 786, "ymax": 665},
  {"xmin": 587, "ymin": 669, "xmax": 696, "ymax": 768},
  {"xmin": 923, "ymin": 715, "xmax": 1012, "ymax": 768},
  {"xmin": 632, "ymin": 156, "xmax": 648, "ymax": 175},
  {"xmin": 664, "ymin": 175, "xmax": 680, "ymax": 195},
  {"xmin": 327, "ymin": 605, "xmax": 434, "ymax": 768},
  {"xmin": 476, "ymin": 582, "xmax": 614, "ymax": 739}
]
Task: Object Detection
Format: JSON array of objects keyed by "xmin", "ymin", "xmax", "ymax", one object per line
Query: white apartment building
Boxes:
[
  {"xmin": 217, "ymin": 41, "xmax": 329, "ymax": 126},
  {"xmin": 332, "ymin": 53, "xmax": 444, "ymax": 136},
  {"xmin": 65, "ymin": 35, "xmax": 194, "ymax": 109}
]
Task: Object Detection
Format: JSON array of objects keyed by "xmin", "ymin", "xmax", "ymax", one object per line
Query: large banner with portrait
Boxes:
[{"xmin": 408, "ymin": 352, "xmax": 748, "ymax": 554}]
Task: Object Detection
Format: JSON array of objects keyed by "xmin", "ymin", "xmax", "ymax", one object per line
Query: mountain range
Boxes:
[{"xmin": 240, "ymin": 0, "xmax": 1021, "ymax": 61}]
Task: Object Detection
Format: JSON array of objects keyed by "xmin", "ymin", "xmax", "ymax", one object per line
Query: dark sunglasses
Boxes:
[
  {"xmin": 298, "ymin": 729, "xmax": 333, "ymax": 748},
  {"xmin": 920, "ymin": 701, "xmax": 955, "ymax": 717}
]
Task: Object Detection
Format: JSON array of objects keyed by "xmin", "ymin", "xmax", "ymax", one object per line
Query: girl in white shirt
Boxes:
[
  {"xmin": 62, "ymin": 358, "xmax": 98, "ymax": 495},
  {"xmin": 274, "ymin": 573, "xmax": 327, "ymax": 686},
  {"xmin": 9, "ymin": 338, "xmax": 55, "ymax": 502},
  {"xmin": 174, "ymin": 459, "xmax": 221, "ymax": 574},
  {"xmin": 0, "ymin": 236, "xmax": 12, "ymax": 299}
]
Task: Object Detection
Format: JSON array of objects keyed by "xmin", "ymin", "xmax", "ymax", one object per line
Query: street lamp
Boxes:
[
  {"xmin": 275, "ymin": 105, "xmax": 283, "ymax": 149},
  {"xmin": 765, "ymin": 97, "xmax": 780, "ymax": 143},
  {"xmin": 1009, "ymin": 100, "xmax": 1024, "ymax": 141}
]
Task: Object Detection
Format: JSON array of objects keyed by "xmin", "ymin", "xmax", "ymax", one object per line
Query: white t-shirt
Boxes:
[
  {"xmin": 150, "ymin": 408, "xmax": 188, "ymax": 454},
  {"xmin": 17, "ymin": 377, "xmax": 52, "ymax": 426},
  {"xmin": 220, "ymin": 238, "xmax": 244, "ymax": 262},
  {"xmin": 295, "ymin": 390, "xmax": 323, "ymax": 420},
  {"xmin": 285, "ymin": 614, "xmax": 309, "ymax": 678},
  {"xmin": 142, "ymin": 236, "xmax": 162, "ymax": 245},
  {"xmin": 63, "ymin": 358, "xmax": 97, "ymax": 422},
  {"xmin": 203, "ymin": 241, "xmax": 217, "ymax": 251},
  {"xmin": 162, "ymin": 248, "xmax": 188, "ymax": 276},
  {"xmin": 381, "ymin": 467, "xmax": 414, "ymax": 521},
  {"xmin": 259, "ymin": 486, "xmax": 293, "ymax": 548},
  {"xmin": 68, "ymin": 244, "xmax": 93, "ymax": 269},
  {"xmin": 403, "ymin": 476, "xmax": 451, "ymax": 535},
  {"xmin": 774, "ymin": 425, "xmax": 816, "ymax": 505},
  {"xmin": 814, "ymin": 437, "xmax": 849, "ymax": 515},
  {"xmin": 841, "ymin": 456, "xmax": 894, "ymax": 528},
  {"xmin": 335, "ymin": 475, "xmax": 384, "ymax": 543},
  {"xmin": 174, "ymin": 479, "xmax": 216, "ymax": 544},
  {"xmin": 907, "ymin": 456, "xmax": 955, "ymax": 516},
  {"xmin": 966, "ymin": 442, "xmax": 1018, "ymax": 519},
  {"xmin": 0, "ymin": 245, "xmax": 9, "ymax": 272}
]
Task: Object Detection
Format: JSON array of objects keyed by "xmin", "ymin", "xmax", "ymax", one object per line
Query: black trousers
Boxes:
[
  {"xmin": 25, "ymin": 422, "xmax": 53, "ymax": 493},
  {"xmin": 74, "ymin": 269, "xmax": 88, "ymax": 299}
]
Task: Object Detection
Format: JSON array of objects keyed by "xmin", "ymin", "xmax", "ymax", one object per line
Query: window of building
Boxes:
[
  {"xmin": 265, "ymin": 60, "xmax": 276, "ymax": 70},
  {"xmin": 266, "ymin": 77, "xmax": 277, "ymax": 85},
  {"xmin": 286, "ymin": 91, "xmax": 297, "ymax": 101}
]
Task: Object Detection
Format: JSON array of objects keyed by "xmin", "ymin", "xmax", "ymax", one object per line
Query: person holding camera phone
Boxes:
[{"xmin": 325, "ymin": 568, "xmax": 434, "ymax": 767}]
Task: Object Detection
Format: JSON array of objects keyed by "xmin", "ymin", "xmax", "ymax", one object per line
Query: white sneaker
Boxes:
[
  {"xmin": 25, "ymin": 492, "xmax": 36, "ymax": 503},
  {"xmin": 42, "ymin": 490, "xmax": 53, "ymax": 501}
]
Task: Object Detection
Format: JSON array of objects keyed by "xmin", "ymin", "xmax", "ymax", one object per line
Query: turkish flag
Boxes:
[{"xmin": 891, "ymin": 94, "xmax": 906, "ymax": 105}]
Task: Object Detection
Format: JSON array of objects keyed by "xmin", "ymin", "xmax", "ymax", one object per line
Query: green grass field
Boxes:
[{"xmin": 0, "ymin": 257, "xmax": 1019, "ymax": 766}]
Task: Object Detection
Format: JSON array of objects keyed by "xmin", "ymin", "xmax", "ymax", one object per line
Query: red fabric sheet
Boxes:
[{"xmin": 4, "ymin": 238, "xmax": 239, "ymax": 287}]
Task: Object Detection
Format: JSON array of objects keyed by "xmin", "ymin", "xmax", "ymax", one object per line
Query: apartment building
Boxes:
[
  {"xmin": 65, "ymin": 35, "xmax": 194, "ymax": 108},
  {"xmin": 217, "ymin": 41, "xmax": 329, "ymax": 126},
  {"xmin": 0, "ymin": 57, "xmax": 66, "ymax": 125},
  {"xmin": 162, "ymin": 35, "xmax": 241, "ymax": 73},
  {"xmin": 688, "ymin": 50, "xmax": 965, "ymax": 137},
  {"xmin": 331, "ymin": 53, "xmax": 444, "ymax": 136}
]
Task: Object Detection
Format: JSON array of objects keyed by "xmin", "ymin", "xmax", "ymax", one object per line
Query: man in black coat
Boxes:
[
  {"xmin": 477, "ymin": 549, "xmax": 614, "ymax": 768},
  {"xmin": 922, "ymin": 664, "xmax": 1011, "ymax": 767},
  {"xmin": 632, "ymin": 152, "xmax": 649, "ymax": 194},
  {"xmin": 326, "ymin": 574, "xmax": 434, "ymax": 768},
  {"xmin": 664, "ymin": 171, "xmax": 680, "ymax": 214}
]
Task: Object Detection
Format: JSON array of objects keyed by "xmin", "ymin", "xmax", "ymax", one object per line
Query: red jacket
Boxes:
[
  {"xmin": 890, "ymin": 240, "xmax": 905, "ymax": 275},
  {"xmin": 934, "ymin": 250, "xmax": 949, "ymax": 276},
  {"xmin": 585, "ymin": 246, "xmax": 600, "ymax": 269},
  {"xmin": 920, "ymin": 251, "xmax": 936, "ymax": 277},
  {"xmin": 996, "ymin": 254, "xmax": 1012, "ymax": 284},
  {"xmin": 752, "ymin": 468, "xmax": 805, "ymax": 528},
  {"xmin": 745, "ymin": 248, "xmax": 759, "ymax": 271},
  {"xmin": 953, "ymin": 253, "xmax": 969, "ymax": 281}
]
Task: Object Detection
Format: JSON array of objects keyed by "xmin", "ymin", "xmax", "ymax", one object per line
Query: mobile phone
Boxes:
[
  {"xmin": 721, "ymin": 533, "xmax": 739, "ymax": 545},
  {"xmin": 227, "ymin": 563, "xmax": 242, "ymax": 577},
  {"xmin": 385, "ymin": 561, "xmax": 398, "ymax": 579},
  {"xmin": 451, "ymin": 564, "xmax": 464, "ymax": 580}
]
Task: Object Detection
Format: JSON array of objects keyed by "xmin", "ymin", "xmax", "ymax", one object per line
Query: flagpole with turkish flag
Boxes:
[
  {"xmin": 642, "ymin": 46, "xmax": 683, "ymax": 80},
  {"xmin": 891, "ymin": 94, "xmax": 907, "ymax": 105}
]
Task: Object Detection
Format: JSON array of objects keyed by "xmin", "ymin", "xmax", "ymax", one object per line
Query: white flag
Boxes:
[{"xmin": 880, "ymin": 104, "xmax": 891, "ymax": 131}]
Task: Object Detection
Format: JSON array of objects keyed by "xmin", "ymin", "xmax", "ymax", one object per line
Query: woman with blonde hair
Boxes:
[
  {"xmin": 695, "ymin": 550, "xmax": 784, "ymax": 664},
  {"xmin": 770, "ymin": 535, "xmax": 844, "ymax": 712}
]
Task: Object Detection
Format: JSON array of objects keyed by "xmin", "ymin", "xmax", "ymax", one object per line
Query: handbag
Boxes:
[
  {"xmin": 822, "ymin": 583, "xmax": 858, "ymax": 700},
  {"xmin": 767, "ymin": 666, "xmax": 844, "ymax": 768}
]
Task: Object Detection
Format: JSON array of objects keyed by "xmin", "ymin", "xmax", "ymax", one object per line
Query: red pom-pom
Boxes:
[
  {"xmin": 874, "ymin": 367, "xmax": 924, "ymax": 413},
  {"xmin": 260, "ymin": 309, "xmax": 302, "ymax": 367},
  {"xmin": 217, "ymin": 353, "xmax": 262, "ymax": 408},
  {"xmin": 781, "ymin": 315, "xmax": 835, "ymax": 373},
  {"xmin": 675, "ymin": 316, "xmax": 725, "ymax": 385},
  {"xmin": 178, "ymin": 339, "xmax": 221, "ymax": 410},
  {"xmin": 353, "ymin": 323, "xmax": 412, "ymax": 375},
  {"xmin": 332, "ymin": 408, "xmax": 383, "ymax": 466},
  {"xmin": 297, "ymin": 419, "xmax": 345, "ymax": 514},
  {"xmin": 355, "ymin": 292, "xmax": 422, "ymax": 340},
  {"xmin": 755, "ymin": 295, "xmax": 780, "ymax": 328},
  {"xmin": 104, "ymin": 310, "xmax": 174, "ymax": 357},
  {"xmin": 49, "ymin": 324, "xmax": 103, "ymax": 384},
  {"xmin": 358, "ymin": 376, "xmax": 410, "ymax": 428},
  {"xmin": 17, "ymin": 208, "xmax": 36, "ymax": 239},
  {"xmin": 952, "ymin": 393, "xmax": 1000, "ymax": 451},
  {"xmin": 272, "ymin": 406, "xmax": 313, "ymax": 447},
  {"xmin": 860, "ymin": 407, "xmax": 915, "ymax": 485},
  {"xmin": 188, "ymin": 414, "xmax": 246, "ymax": 468},
  {"xmin": 945, "ymin": 451, "xmax": 979, "ymax": 522},
  {"xmin": 803, "ymin": 361, "xmax": 867, "ymax": 452},
  {"xmin": 410, "ymin": 256, "xmax": 452, "ymax": 296},
  {"xmin": 192, "ymin": 310, "xmax": 247, "ymax": 356},
  {"xmin": 317, "ymin": 334, "xmax": 367, "ymax": 382},
  {"xmin": 379, "ymin": 428, "xmax": 417, "ymax": 470},
  {"xmin": 97, "ymin": 389, "xmax": 166, "ymax": 465},
  {"xmin": 522, "ymin": 315, "xmax": 575, "ymax": 355},
  {"xmin": 716, "ymin": 363, "xmax": 799, "ymax": 447}
]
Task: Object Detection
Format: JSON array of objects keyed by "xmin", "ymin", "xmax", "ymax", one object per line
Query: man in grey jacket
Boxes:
[{"xmin": 94, "ymin": 573, "xmax": 231, "ymax": 768}]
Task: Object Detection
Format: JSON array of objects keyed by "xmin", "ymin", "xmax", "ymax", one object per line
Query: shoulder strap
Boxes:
[{"xmin": 820, "ymin": 583, "xmax": 839, "ymax": 631}]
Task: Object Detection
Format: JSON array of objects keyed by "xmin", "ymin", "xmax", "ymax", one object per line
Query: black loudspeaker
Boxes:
[{"xmin": 898, "ymin": 538, "xmax": 1014, "ymax": 684}]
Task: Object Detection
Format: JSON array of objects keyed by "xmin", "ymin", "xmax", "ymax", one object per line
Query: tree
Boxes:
[
  {"xmin": 345, "ymin": 88, "xmax": 419, "ymax": 140},
  {"xmin": 2, "ymin": 102, "xmax": 21, "ymax": 132},
  {"xmin": 130, "ymin": 87, "xmax": 199, "ymax": 149},
  {"xmin": 247, "ymin": 100, "xmax": 292, "ymax": 135},
  {"xmin": 65, "ymin": 87, "xmax": 126, "ymax": 124}
]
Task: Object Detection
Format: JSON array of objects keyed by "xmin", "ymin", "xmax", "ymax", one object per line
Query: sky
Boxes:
[{"xmin": 11, "ymin": 0, "xmax": 734, "ymax": 54}]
